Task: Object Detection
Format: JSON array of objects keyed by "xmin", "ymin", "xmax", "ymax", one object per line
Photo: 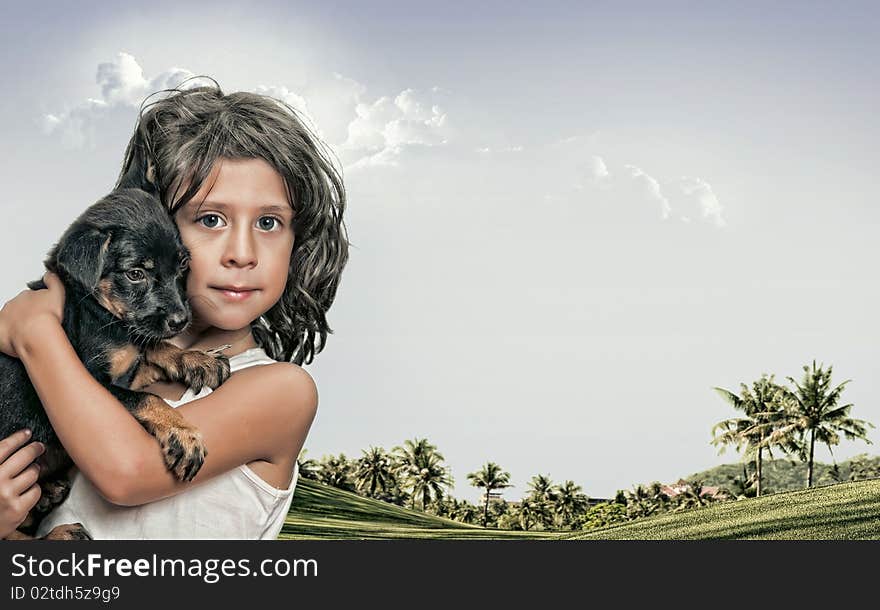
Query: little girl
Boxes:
[{"xmin": 0, "ymin": 77, "xmax": 349, "ymax": 539}]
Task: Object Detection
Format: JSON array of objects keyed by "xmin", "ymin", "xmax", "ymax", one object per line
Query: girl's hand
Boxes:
[
  {"xmin": 0, "ymin": 429, "xmax": 45, "ymax": 539},
  {"xmin": 0, "ymin": 272, "xmax": 66, "ymax": 358}
]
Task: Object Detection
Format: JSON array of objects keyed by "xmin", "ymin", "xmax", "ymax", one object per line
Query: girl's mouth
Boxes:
[{"xmin": 212, "ymin": 286, "xmax": 258, "ymax": 301}]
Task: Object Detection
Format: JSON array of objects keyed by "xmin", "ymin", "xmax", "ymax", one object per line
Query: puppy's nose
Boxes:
[{"xmin": 167, "ymin": 314, "xmax": 189, "ymax": 333}]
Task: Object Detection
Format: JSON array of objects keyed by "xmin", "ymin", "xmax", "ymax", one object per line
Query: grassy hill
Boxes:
[
  {"xmin": 566, "ymin": 479, "xmax": 880, "ymax": 540},
  {"xmin": 280, "ymin": 467, "xmax": 880, "ymax": 540},
  {"xmin": 279, "ymin": 478, "xmax": 554, "ymax": 540}
]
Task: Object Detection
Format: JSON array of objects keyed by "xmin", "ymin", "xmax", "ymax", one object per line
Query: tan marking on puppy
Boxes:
[
  {"xmin": 42, "ymin": 523, "xmax": 91, "ymax": 540},
  {"xmin": 96, "ymin": 278, "xmax": 128, "ymax": 318},
  {"xmin": 129, "ymin": 362, "xmax": 165, "ymax": 391},
  {"xmin": 143, "ymin": 341, "xmax": 230, "ymax": 392},
  {"xmin": 144, "ymin": 341, "xmax": 183, "ymax": 379},
  {"xmin": 131, "ymin": 394, "xmax": 207, "ymax": 481},
  {"xmin": 108, "ymin": 344, "xmax": 140, "ymax": 380},
  {"xmin": 142, "ymin": 259, "xmax": 154, "ymax": 269}
]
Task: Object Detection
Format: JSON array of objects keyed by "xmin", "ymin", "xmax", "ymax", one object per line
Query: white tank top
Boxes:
[{"xmin": 35, "ymin": 347, "xmax": 299, "ymax": 540}]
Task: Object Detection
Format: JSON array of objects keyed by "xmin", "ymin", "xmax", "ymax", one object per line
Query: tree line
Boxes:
[{"xmin": 297, "ymin": 359, "xmax": 877, "ymax": 532}]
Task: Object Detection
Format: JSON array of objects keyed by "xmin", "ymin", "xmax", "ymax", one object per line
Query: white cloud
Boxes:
[
  {"xmin": 95, "ymin": 52, "xmax": 195, "ymax": 106},
  {"xmin": 40, "ymin": 53, "xmax": 449, "ymax": 170},
  {"xmin": 251, "ymin": 84, "xmax": 318, "ymax": 135},
  {"xmin": 347, "ymin": 145, "xmax": 406, "ymax": 170},
  {"xmin": 41, "ymin": 52, "xmax": 198, "ymax": 148},
  {"xmin": 39, "ymin": 98, "xmax": 107, "ymax": 148},
  {"xmin": 295, "ymin": 73, "xmax": 367, "ymax": 146},
  {"xmin": 576, "ymin": 157, "xmax": 725, "ymax": 228},
  {"xmin": 473, "ymin": 145, "xmax": 524, "ymax": 154},
  {"xmin": 589, "ymin": 155, "xmax": 610, "ymax": 180},
  {"xmin": 342, "ymin": 88, "xmax": 449, "ymax": 169},
  {"xmin": 679, "ymin": 176, "xmax": 725, "ymax": 227},
  {"xmin": 624, "ymin": 164, "xmax": 672, "ymax": 220}
]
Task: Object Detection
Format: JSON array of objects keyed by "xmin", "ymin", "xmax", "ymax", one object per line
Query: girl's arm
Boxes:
[{"xmin": 1, "ymin": 278, "xmax": 318, "ymax": 507}]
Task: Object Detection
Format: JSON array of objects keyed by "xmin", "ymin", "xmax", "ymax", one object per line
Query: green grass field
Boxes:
[
  {"xmin": 279, "ymin": 478, "xmax": 554, "ymax": 539},
  {"xmin": 566, "ymin": 478, "xmax": 880, "ymax": 540},
  {"xmin": 280, "ymin": 478, "xmax": 880, "ymax": 540}
]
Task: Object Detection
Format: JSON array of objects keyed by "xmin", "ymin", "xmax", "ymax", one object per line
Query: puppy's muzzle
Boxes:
[{"xmin": 167, "ymin": 313, "xmax": 188, "ymax": 334}]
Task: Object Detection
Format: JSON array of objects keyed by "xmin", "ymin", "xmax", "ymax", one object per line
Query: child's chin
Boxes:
[{"xmin": 197, "ymin": 308, "xmax": 257, "ymax": 332}]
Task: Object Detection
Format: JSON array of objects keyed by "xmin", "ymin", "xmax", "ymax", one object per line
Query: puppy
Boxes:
[{"xmin": 1, "ymin": 170, "xmax": 230, "ymax": 539}]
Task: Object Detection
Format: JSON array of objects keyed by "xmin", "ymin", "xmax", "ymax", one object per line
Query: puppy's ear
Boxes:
[
  {"xmin": 52, "ymin": 227, "xmax": 112, "ymax": 291},
  {"xmin": 118, "ymin": 141, "xmax": 158, "ymax": 196}
]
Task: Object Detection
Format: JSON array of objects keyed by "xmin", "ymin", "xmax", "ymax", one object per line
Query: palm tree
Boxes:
[
  {"xmin": 391, "ymin": 438, "xmax": 453, "ymax": 510},
  {"xmin": 495, "ymin": 502, "xmax": 521, "ymax": 530},
  {"xmin": 452, "ymin": 500, "xmax": 480, "ymax": 525},
  {"xmin": 392, "ymin": 438, "xmax": 438, "ymax": 508},
  {"xmin": 712, "ymin": 374, "xmax": 792, "ymax": 496},
  {"xmin": 516, "ymin": 498, "xmax": 551, "ymax": 531},
  {"xmin": 526, "ymin": 474, "xmax": 558, "ymax": 529},
  {"xmin": 623, "ymin": 482, "xmax": 669, "ymax": 519},
  {"xmin": 466, "ymin": 462, "xmax": 513, "ymax": 527},
  {"xmin": 354, "ymin": 446, "xmax": 396, "ymax": 499},
  {"xmin": 296, "ymin": 448, "xmax": 320, "ymax": 480},
  {"xmin": 410, "ymin": 452, "xmax": 454, "ymax": 510},
  {"xmin": 672, "ymin": 480, "xmax": 714, "ymax": 512},
  {"xmin": 724, "ymin": 463, "xmax": 758, "ymax": 499},
  {"xmin": 526, "ymin": 474, "xmax": 557, "ymax": 504},
  {"xmin": 441, "ymin": 497, "xmax": 480, "ymax": 524},
  {"xmin": 553, "ymin": 481, "xmax": 590, "ymax": 529},
  {"xmin": 772, "ymin": 360, "xmax": 874, "ymax": 487},
  {"xmin": 317, "ymin": 453, "xmax": 356, "ymax": 491}
]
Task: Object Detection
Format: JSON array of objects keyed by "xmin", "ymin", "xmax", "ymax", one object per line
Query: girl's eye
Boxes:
[
  {"xmin": 257, "ymin": 216, "xmax": 281, "ymax": 231},
  {"xmin": 125, "ymin": 269, "xmax": 146, "ymax": 282},
  {"xmin": 197, "ymin": 214, "xmax": 225, "ymax": 228}
]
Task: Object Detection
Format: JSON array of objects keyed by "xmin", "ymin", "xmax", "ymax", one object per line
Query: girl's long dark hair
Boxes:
[{"xmin": 115, "ymin": 76, "xmax": 350, "ymax": 365}]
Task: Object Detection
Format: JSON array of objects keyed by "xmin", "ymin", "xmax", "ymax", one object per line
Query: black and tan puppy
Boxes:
[{"xmin": 1, "ymin": 172, "xmax": 230, "ymax": 539}]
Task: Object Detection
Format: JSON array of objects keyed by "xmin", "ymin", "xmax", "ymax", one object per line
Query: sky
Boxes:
[{"xmin": 1, "ymin": 1, "xmax": 878, "ymax": 503}]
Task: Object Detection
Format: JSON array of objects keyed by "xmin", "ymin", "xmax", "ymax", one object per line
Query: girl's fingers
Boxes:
[
  {"xmin": 10, "ymin": 462, "xmax": 41, "ymax": 496},
  {"xmin": 18, "ymin": 484, "xmax": 42, "ymax": 515},
  {"xmin": 0, "ymin": 429, "xmax": 32, "ymax": 463},
  {"xmin": 0, "ymin": 441, "xmax": 45, "ymax": 478}
]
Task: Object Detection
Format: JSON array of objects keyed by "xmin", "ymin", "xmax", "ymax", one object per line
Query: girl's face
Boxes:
[{"xmin": 173, "ymin": 157, "xmax": 295, "ymax": 333}]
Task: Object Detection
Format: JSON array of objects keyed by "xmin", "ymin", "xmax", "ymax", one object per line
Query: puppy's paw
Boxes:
[
  {"xmin": 180, "ymin": 350, "xmax": 231, "ymax": 393},
  {"xmin": 43, "ymin": 523, "xmax": 92, "ymax": 541},
  {"xmin": 35, "ymin": 478, "xmax": 73, "ymax": 514},
  {"xmin": 155, "ymin": 424, "xmax": 207, "ymax": 482}
]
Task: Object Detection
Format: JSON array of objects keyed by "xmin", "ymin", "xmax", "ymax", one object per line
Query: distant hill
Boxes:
[
  {"xmin": 681, "ymin": 455, "xmax": 879, "ymax": 494},
  {"xmin": 567, "ymin": 478, "xmax": 880, "ymax": 540}
]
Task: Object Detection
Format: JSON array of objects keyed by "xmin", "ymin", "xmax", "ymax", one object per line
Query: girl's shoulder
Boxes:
[
  {"xmin": 228, "ymin": 358, "xmax": 317, "ymax": 399},
  {"xmin": 227, "ymin": 347, "xmax": 316, "ymax": 390}
]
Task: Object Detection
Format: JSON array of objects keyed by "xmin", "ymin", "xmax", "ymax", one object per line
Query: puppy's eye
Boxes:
[{"xmin": 125, "ymin": 269, "xmax": 146, "ymax": 282}]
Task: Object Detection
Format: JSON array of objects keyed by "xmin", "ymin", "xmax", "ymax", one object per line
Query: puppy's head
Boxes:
[{"xmin": 46, "ymin": 188, "xmax": 192, "ymax": 342}]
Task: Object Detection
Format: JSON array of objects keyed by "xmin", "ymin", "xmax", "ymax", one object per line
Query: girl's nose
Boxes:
[{"xmin": 222, "ymin": 224, "xmax": 258, "ymax": 268}]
